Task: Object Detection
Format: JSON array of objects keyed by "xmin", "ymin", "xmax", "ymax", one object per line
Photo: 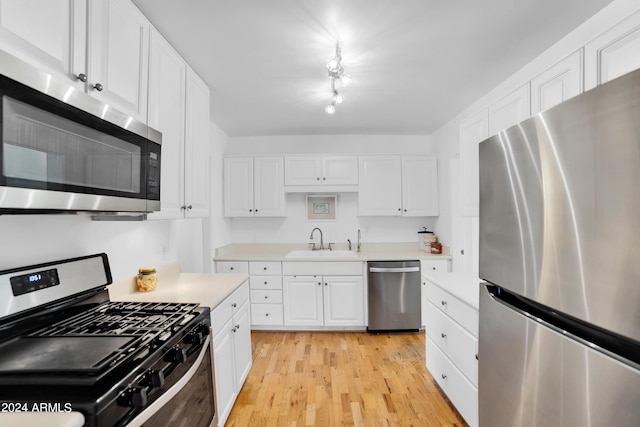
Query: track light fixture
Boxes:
[{"xmin": 325, "ymin": 41, "xmax": 351, "ymax": 114}]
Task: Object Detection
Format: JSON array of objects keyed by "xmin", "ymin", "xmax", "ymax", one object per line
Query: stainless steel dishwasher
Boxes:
[{"xmin": 367, "ymin": 260, "xmax": 421, "ymax": 333}]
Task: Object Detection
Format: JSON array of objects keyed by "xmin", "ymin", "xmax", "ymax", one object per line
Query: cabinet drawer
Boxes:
[
  {"xmin": 249, "ymin": 261, "xmax": 282, "ymax": 275},
  {"xmin": 426, "ymin": 336, "xmax": 478, "ymax": 427},
  {"xmin": 251, "ymin": 304, "xmax": 284, "ymax": 325},
  {"xmin": 426, "ymin": 300, "xmax": 478, "ymax": 386},
  {"xmin": 249, "ymin": 276, "xmax": 283, "ymax": 290},
  {"xmin": 425, "ymin": 281, "xmax": 478, "ymax": 336},
  {"xmin": 216, "ymin": 261, "xmax": 249, "ymax": 274},
  {"xmin": 250, "ymin": 290, "xmax": 283, "ymax": 304},
  {"xmin": 211, "ymin": 282, "xmax": 250, "ymax": 337},
  {"xmin": 420, "ymin": 259, "xmax": 450, "ymax": 273}
]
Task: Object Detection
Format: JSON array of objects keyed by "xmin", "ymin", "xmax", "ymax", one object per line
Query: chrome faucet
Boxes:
[
  {"xmin": 357, "ymin": 229, "xmax": 361, "ymax": 252},
  {"xmin": 309, "ymin": 227, "xmax": 324, "ymax": 250}
]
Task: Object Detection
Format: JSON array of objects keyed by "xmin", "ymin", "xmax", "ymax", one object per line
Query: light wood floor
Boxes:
[{"xmin": 225, "ymin": 331, "xmax": 468, "ymax": 426}]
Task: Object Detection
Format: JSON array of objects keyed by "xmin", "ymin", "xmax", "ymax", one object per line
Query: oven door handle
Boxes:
[{"xmin": 126, "ymin": 335, "xmax": 211, "ymax": 427}]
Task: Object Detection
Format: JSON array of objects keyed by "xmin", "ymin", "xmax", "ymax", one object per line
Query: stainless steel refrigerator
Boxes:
[{"xmin": 478, "ymin": 68, "xmax": 640, "ymax": 426}]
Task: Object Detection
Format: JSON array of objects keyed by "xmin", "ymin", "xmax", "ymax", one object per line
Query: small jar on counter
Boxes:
[{"xmin": 137, "ymin": 267, "xmax": 158, "ymax": 292}]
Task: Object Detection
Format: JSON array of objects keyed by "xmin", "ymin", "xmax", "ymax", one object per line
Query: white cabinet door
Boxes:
[
  {"xmin": 254, "ymin": 156, "xmax": 285, "ymax": 217},
  {"xmin": 585, "ymin": 9, "xmax": 640, "ymax": 90},
  {"xmin": 488, "ymin": 83, "xmax": 531, "ymax": 136},
  {"xmin": 87, "ymin": 0, "xmax": 149, "ymax": 122},
  {"xmin": 212, "ymin": 319, "xmax": 236, "ymax": 425},
  {"xmin": 531, "ymin": 50, "xmax": 583, "ymax": 114},
  {"xmin": 358, "ymin": 156, "xmax": 402, "ymax": 216},
  {"xmin": 184, "ymin": 67, "xmax": 210, "ymax": 218},
  {"xmin": 0, "ymin": 0, "xmax": 86, "ymax": 88},
  {"xmin": 232, "ymin": 300, "xmax": 252, "ymax": 387},
  {"xmin": 284, "ymin": 156, "xmax": 322, "ymax": 185},
  {"xmin": 459, "ymin": 110, "xmax": 488, "ymax": 217},
  {"xmin": 322, "ymin": 155, "xmax": 358, "ymax": 185},
  {"xmin": 224, "ymin": 157, "xmax": 254, "ymax": 217},
  {"xmin": 402, "ymin": 155, "xmax": 439, "ymax": 216},
  {"xmin": 285, "ymin": 155, "xmax": 358, "ymax": 186},
  {"xmin": 323, "ymin": 276, "xmax": 364, "ymax": 326},
  {"xmin": 283, "ymin": 276, "xmax": 323, "ymax": 326},
  {"xmin": 146, "ymin": 28, "xmax": 186, "ymax": 220}
]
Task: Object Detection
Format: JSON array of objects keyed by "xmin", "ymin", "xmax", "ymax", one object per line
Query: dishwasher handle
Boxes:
[{"xmin": 369, "ymin": 266, "xmax": 420, "ymax": 273}]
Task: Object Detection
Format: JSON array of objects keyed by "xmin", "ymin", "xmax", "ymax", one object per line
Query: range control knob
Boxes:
[
  {"xmin": 186, "ymin": 330, "xmax": 205, "ymax": 346},
  {"xmin": 150, "ymin": 370, "xmax": 165, "ymax": 388},
  {"xmin": 165, "ymin": 347, "xmax": 187, "ymax": 364},
  {"xmin": 119, "ymin": 387, "xmax": 148, "ymax": 408}
]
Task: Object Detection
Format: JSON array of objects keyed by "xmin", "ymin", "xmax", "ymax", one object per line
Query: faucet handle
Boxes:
[
  {"xmin": 347, "ymin": 239, "xmax": 352, "ymax": 251},
  {"xmin": 309, "ymin": 242, "xmax": 317, "ymax": 251},
  {"xmin": 328, "ymin": 243, "xmax": 334, "ymax": 251}
]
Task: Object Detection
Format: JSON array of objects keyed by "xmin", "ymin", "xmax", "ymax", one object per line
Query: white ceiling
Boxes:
[{"xmin": 133, "ymin": 0, "xmax": 614, "ymax": 137}]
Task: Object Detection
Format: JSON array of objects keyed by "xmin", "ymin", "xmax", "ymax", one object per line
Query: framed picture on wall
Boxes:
[{"xmin": 306, "ymin": 195, "xmax": 337, "ymax": 221}]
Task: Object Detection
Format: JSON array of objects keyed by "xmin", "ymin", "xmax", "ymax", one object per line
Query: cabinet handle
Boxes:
[
  {"xmin": 441, "ymin": 300, "xmax": 447, "ymax": 306},
  {"xmin": 317, "ymin": 282, "xmax": 321, "ymax": 286},
  {"xmin": 398, "ymin": 208, "xmax": 402, "ymax": 211},
  {"xmin": 235, "ymin": 324, "xmax": 240, "ymax": 330},
  {"xmin": 76, "ymin": 73, "xmax": 87, "ymax": 82},
  {"xmin": 476, "ymin": 354, "xmax": 478, "ymax": 360},
  {"xmin": 255, "ymin": 209, "xmax": 258, "ymax": 213},
  {"xmin": 441, "ymin": 374, "xmax": 447, "ymax": 380},
  {"xmin": 264, "ymin": 295, "xmax": 268, "ymax": 299},
  {"xmin": 181, "ymin": 205, "xmax": 187, "ymax": 210},
  {"xmin": 404, "ymin": 209, "xmax": 407, "ymax": 212},
  {"xmin": 322, "ymin": 177, "xmax": 326, "ymax": 181},
  {"xmin": 232, "ymin": 302, "xmax": 237, "ymax": 308},
  {"xmin": 263, "ymin": 267, "xmax": 267, "ymax": 271},
  {"xmin": 316, "ymin": 177, "xmax": 320, "ymax": 181},
  {"xmin": 441, "ymin": 333, "xmax": 446, "ymax": 339},
  {"xmin": 230, "ymin": 267, "xmax": 234, "ymax": 271},
  {"xmin": 187, "ymin": 205, "xmax": 193, "ymax": 210},
  {"xmin": 432, "ymin": 267, "xmax": 436, "ymax": 270},
  {"xmin": 265, "ymin": 313, "xmax": 270, "ymax": 317},
  {"xmin": 324, "ymin": 282, "xmax": 327, "ymax": 286},
  {"xmin": 93, "ymin": 82, "xmax": 103, "ymax": 91},
  {"xmin": 232, "ymin": 326, "xmax": 237, "ymax": 332},
  {"xmin": 264, "ymin": 281, "xmax": 268, "ymax": 285}
]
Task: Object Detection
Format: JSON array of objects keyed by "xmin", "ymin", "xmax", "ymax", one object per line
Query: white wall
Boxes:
[
  {"xmin": 0, "ymin": 215, "xmax": 179, "ymax": 281},
  {"xmin": 220, "ymin": 134, "xmax": 438, "ymax": 246},
  {"xmin": 209, "ymin": 121, "xmax": 232, "ymax": 268}
]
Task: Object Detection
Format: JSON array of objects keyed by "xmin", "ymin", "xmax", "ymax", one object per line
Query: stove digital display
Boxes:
[{"xmin": 10, "ymin": 268, "xmax": 61, "ymax": 296}]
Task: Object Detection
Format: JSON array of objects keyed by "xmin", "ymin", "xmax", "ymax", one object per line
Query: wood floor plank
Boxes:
[{"xmin": 225, "ymin": 331, "xmax": 468, "ymax": 427}]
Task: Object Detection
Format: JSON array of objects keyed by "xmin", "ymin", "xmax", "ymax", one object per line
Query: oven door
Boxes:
[{"xmin": 128, "ymin": 335, "xmax": 218, "ymax": 427}]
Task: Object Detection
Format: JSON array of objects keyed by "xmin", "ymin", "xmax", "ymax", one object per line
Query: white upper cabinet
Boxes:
[
  {"xmin": 87, "ymin": 0, "xmax": 149, "ymax": 122},
  {"xmin": 184, "ymin": 67, "xmax": 210, "ymax": 218},
  {"xmin": 488, "ymin": 83, "xmax": 531, "ymax": 136},
  {"xmin": 531, "ymin": 50, "xmax": 583, "ymax": 114},
  {"xmin": 148, "ymin": 30, "xmax": 209, "ymax": 219},
  {"xmin": 459, "ymin": 110, "xmax": 489, "ymax": 217},
  {"xmin": 0, "ymin": 0, "xmax": 150, "ymax": 122},
  {"xmin": 358, "ymin": 155, "xmax": 438, "ymax": 217},
  {"xmin": 284, "ymin": 155, "xmax": 358, "ymax": 186},
  {"xmin": 358, "ymin": 156, "xmax": 403, "ymax": 216},
  {"xmin": 402, "ymin": 155, "xmax": 439, "ymax": 217},
  {"xmin": 224, "ymin": 157, "xmax": 285, "ymax": 218},
  {"xmin": 585, "ymin": 8, "xmax": 640, "ymax": 91},
  {"xmin": 146, "ymin": 27, "xmax": 186, "ymax": 219},
  {"xmin": 0, "ymin": 0, "xmax": 86, "ymax": 89}
]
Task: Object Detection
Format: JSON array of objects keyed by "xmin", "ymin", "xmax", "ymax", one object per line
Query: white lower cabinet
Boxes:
[
  {"xmin": 210, "ymin": 282, "xmax": 252, "ymax": 427},
  {"xmin": 424, "ymin": 278, "xmax": 478, "ymax": 427},
  {"xmin": 282, "ymin": 274, "xmax": 364, "ymax": 327}
]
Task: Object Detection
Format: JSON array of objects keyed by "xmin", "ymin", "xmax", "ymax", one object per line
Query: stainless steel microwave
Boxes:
[{"xmin": 0, "ymin": 50, "xmax": 161, "ymax": 214}]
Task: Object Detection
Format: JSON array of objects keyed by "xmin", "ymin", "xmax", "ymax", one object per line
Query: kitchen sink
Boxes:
[{"xmin": 285, "ymin": 249, "xmax": 359, "ymax": 258}]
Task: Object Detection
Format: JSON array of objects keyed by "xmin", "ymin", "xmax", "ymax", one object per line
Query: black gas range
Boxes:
[{"xmin": 0, "ymin": 254, "xmax": 213, "ymax": 426}]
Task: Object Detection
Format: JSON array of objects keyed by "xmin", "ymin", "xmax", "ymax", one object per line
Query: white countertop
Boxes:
[
  {"xmin": 214, "ymin": 242, "xmax": 452, "ymax": 262},
  {"xmin": 0, "ymin": 412, "xmax": 85, "ymax": 427},
  {"xmin": 108, "ymin": 262, "xmax": 248, "ymax": 309},
  {"xmin": 422, "ymin": 271, "xmax": 481, "ymax": 310}
]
